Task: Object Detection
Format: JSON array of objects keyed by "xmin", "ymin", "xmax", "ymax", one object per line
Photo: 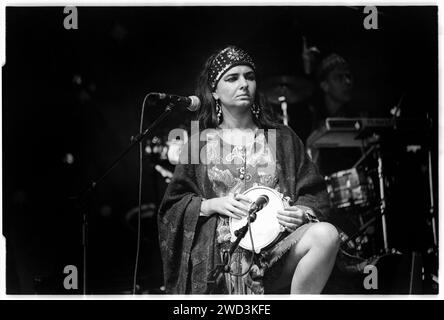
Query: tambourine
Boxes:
[{"xmin": 229, "ymin": 186, "xmax": 290, "ymax": 253}]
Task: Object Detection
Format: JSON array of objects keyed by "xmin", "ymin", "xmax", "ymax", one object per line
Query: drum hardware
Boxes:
[
  {"xmin": 427, "ymin": 148, "xmax": 438, "ymax": 255},
  {"xmin": 337, "ymin": 205, "xmax": 405, "ymax": 277},
  {"xmin": 340, "ymin": 211, "xmax": 378, "ymax": 249},
  {"xmin": 419, "ymin": 113, "xmax": 438, "ymax": 292},
  {"xmin": 325, "ymin": 167, "xmax": 375, "ymax": 210},
  {"xmin": 374, "ymin": 143, "xmax": 390, "ymax": 253},
  {"xmin": 360, "ymin": 251, "xmax": 425, "ymax": 294},
  {"xmin": 322, "ymin": 136, "xmax": 400, "ymax": 257},
  {"xmin": 352, "ymin": 144, "xmax": 377, "ymax": 169},
  {"xmin": 336, "ymin": 205, "xmax": 380, "ymax": 263},
  {"xmin": 318, "ymin": 114, "xmax": 436, "ymax": 291},
  {"xmin": 263, "ymin": 75, "xmax": 314, "ymax": 105},
  {"xmin": 145, "ymin": 134, "xmax": 186, "ymax": 166},
  {"xmin": 263, "ymin": 75, "xmax": 314, "ymax": 126},
  {"xmin": 332, "ymin": 142, "xmax": 392, "ymax": 254},
  {"xmin": 425, "ymin": 114, "xmax": 438, "ymax": 250},
  {"xmin": 324, "ymin": 115, "xmax": 406, "ymax": 255},
  {"xmin": 278, "ymin": 96, "xmax": 289, "ymax": 126},
  {"xmin": 356, "ymin": 138, "xmax": 400, "ymax": 255}
]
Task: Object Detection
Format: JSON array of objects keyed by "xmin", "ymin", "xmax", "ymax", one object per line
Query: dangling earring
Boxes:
[
  {"xmin": 251, "ymin": 103, "xmax": 261, "ymax": 120},
  {"xmin": 215, "ymin": 100, "xmax": 223, "ymax": 125}
]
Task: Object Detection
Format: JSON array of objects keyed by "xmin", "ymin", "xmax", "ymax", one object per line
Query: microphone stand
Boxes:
[
  {"xmin": 207, "ymin": 213, "xmax": 258, "ymax": 292},
  {"xmin": 229, "ymin": 213, "xmax": 257, "ymax": 257},
  {"xmin": 73, "ymin": 102, "xmax": 175, "ymax": 294}
]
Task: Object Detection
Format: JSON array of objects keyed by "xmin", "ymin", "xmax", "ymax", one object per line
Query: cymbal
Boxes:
[{"xmin": 263, "ymin": 75, "xmax": 314, "ymax": 105}]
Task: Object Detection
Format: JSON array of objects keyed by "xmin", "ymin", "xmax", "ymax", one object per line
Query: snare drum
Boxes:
[
  {"xmin": 229, "ymin": 186, "xmax": 289, "ymax": 253},
  {"xmin": 325, "ymin": 168, "xmax": 374, "ymax": 209}
]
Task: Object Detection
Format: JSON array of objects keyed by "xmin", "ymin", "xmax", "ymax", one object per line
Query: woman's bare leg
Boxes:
[{"xmin": 269, "ymin": 222, "xmax": 340, "ymax": 294}]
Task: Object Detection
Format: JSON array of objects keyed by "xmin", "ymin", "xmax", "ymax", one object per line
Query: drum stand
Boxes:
[
  {"xmin": 278, "ymin": 96, "xmax": 289, "ymax": 126},
  {"xmin": 375, "ymin": 143, "xmax": 390, "ymax": 253},
  {"xmin": 427, "ymin": 148, "xmax": 438, "ymax": 248},
  {"xmin": 352, "ymin": 137, "xmax": 393, "ymax": 255},
  {"xmin": 423, "ymin": 114, "xmax": 438, "ymax": 290}
]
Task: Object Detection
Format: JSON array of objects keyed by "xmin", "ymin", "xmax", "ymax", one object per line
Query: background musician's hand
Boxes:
[
  {"xmin": 277, "ymin": 206, "xmax": 309, "ymax": 232},
  {"xmin": 200, "ymin": 194, "xmax": 251, "ymax": 219}
]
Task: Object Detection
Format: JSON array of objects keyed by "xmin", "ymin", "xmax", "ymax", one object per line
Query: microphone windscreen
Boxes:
[
  {"xmin": 187, "ymin": 96, "xmax": 201, "ymax": 111},
  {"xmin": 257, "ymin": 195, "xmax": 269, "ymax": 206}
]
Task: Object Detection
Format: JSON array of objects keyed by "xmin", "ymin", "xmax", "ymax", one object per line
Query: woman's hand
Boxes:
[
  {"xmin": 201, "ymin": 194, "xmax": 251, "ymax": 219},
  {"xmin": 277, "ymin": 206, "xmax": 309, "ymax": 232}
]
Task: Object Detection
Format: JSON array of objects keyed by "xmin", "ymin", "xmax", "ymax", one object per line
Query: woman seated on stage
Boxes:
[{"xmin": 157, "ymin": 45, "xmax": 340, "ymax": 294}]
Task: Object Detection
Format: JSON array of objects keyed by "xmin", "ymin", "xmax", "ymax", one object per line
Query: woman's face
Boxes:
[{"xmin": 213, "ymin": 65, "xmax": 256, "ymax": 110}]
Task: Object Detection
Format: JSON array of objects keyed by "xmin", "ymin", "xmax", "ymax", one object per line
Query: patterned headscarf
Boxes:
[{"xmin": 208, "ymin": 46, "xmax": 256, "ymax": 90}]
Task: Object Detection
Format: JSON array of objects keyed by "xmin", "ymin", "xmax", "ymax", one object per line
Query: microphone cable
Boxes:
[
  {"xmin": 132, "ymin": 92, "xmax": 152, "ymax": 294},
  {"xmin": 229, "ymin": 145, "xmax": 256, "ymax": 278}
]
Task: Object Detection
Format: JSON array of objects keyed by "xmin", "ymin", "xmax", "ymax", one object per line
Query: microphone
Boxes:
[
  {"xmin": 248, "ymin": 195, "xmax": 269, "ymax": 221},
  {"xmin": 231, "ymin": 194, "xmax": 270, "ymax": 254},
  {"xmin": 150, "ymin": 92, "xmax": 201, "ymax": 111}
]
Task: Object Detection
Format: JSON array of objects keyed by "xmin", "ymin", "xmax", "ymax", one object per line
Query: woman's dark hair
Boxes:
[{"xmin": 195, "ymin": 48, "xmax": 279, "ymax": 130}]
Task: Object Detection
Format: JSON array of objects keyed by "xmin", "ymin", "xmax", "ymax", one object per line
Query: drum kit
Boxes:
[
  {"xmin": 310, "ymin": 114, "xmax": 439, "ymax": 295},
  {"xmin": 260, "ymin": 75, "xmax": 437, "ymax": 293}
]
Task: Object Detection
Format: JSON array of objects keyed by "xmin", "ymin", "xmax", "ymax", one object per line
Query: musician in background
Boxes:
[
  {"xmin": 303, "ymin": 53, "xmax": 376, "ymax": 288},
  {"xmin": 312, "ymin": 55, "xmax": 354, "ymax": 126},
  {"xmin": 157, "ymin": 45, "xmax": 339, "ymax": 294},
  {"xmin": 306, "ymin": 53, "xmax": 365, "ymax": 175}
]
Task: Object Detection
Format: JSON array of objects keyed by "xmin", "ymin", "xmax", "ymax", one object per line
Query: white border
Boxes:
[
  {"xmin": 0, "ymin": 0, "xmax": 440, "ymax": 5},
  {"xmin": 0, "ymin": 0, "xmax": 441, "ymax": 301}
]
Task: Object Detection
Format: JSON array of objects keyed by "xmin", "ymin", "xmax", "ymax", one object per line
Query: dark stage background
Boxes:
[{"xmin": 3, "ymin": 6, "xmax": 438, "ymax": 294}]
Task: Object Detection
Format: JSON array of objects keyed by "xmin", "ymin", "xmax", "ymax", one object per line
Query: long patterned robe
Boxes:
[{"xmin": 157, "ymin": 124, "xmax": 330, "ymax": 294}]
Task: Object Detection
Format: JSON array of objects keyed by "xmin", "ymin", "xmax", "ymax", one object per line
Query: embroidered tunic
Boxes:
[{"xmin": 158, "ymin": 124, "xmax": 330, "ymax": 294}]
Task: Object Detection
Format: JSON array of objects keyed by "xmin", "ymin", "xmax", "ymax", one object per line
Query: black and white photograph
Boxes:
[{"xmin": 2, "ymin": 3, "xmax": 439, "ymax": 297}]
